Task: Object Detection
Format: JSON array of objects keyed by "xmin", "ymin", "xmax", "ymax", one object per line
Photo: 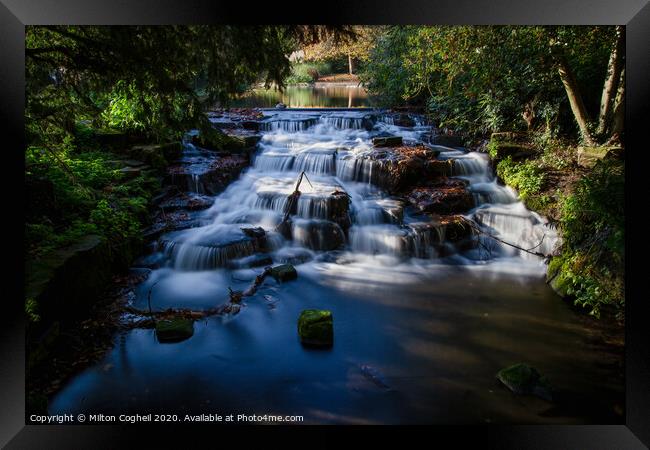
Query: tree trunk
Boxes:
[
  {"xmin": 597, "ymin": 25, "xmax": 625, "ymax": 136},
  {"xmin": 611, "ymin": 66, "xmax": 625, "ymax": 142},
  {"xmin": 348, "ymin": 54, "xmax": 355, "ymax": 75},
  {"xmin": 556, "ymin": 53, "xmax": 595, "ymax": 144}
]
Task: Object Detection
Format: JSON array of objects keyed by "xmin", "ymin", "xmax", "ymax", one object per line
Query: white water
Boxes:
[{"xmin": 155, "ymin": 110, "xmax": 559, "ymax": 272}]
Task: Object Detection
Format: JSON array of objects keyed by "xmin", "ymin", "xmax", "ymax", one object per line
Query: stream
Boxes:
[{"xmin": 48, "ymin": 108, "xmax": 622, "ymax": 424}]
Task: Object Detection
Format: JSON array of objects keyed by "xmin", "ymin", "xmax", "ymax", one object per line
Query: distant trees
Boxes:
[{"xmin": 302, "ymin": 26, "xmax": 381, "ymax": 75}]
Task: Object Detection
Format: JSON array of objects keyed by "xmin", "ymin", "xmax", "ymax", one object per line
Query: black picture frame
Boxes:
[{"xmin": 2, "ymin": 1, "xmax": 648, "ymax": 447}]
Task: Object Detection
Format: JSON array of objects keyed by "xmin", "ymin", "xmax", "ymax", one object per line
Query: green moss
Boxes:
[
  {"xmin": 155, "ymin": 318, "xmax": 195, "ymax": 343},
  {"xmin": 298, "ymin": 309, "xmax": 333, "ymax": 347}
]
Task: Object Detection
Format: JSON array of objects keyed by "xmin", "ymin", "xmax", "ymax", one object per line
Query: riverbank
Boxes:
[{"xmin": 478, "ymin": 131, "xmax": 625, "ymax": 321}]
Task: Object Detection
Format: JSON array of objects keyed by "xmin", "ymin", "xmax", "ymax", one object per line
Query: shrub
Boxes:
[{"xmin": 496, "ymin": 156, "xmax": 545, "ymax": 201}]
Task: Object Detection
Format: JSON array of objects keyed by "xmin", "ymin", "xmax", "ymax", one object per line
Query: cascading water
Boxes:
[{"xmin": 152, "ymin": 109, "xmax": 558, "ymax": 272}]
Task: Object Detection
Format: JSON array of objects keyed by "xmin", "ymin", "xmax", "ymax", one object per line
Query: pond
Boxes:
[{"xmin": 231, "ymin": 84, "xmax": 372, "ymax": 108}]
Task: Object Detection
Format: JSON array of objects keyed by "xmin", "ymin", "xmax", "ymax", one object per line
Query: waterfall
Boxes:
[{"xmin": 154, "ymin": 108, "xmax": 559, "ymax": 272}]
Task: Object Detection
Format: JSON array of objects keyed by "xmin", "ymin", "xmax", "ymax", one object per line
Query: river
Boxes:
[{"xmin": 48, "ymin": 104, "xmax": 623, "ymax": 424}]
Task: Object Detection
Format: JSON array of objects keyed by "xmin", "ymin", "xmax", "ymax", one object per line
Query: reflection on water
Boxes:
[{"xmin": 232, "ymin": 85, "xmax": 372, "ymax": 108}]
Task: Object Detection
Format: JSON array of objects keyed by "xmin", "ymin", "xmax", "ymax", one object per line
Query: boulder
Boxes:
[
  {"xmin": 155, "ymin": 318, "xmax": 194, "ymax": 343},
  {"xmin": 577, "ymin": 146, "xmax": 622, "ymax": 168},
  {"xmin": 298, "ymin": 309, "xmax": 333, "ymax": 347},
  {"xmin": 270, "ymin": 264, "xmax": 298, "ymax": 282},
  {"xmin": 357, "ymin": 146, "xmax": 441, "ymax": 193},
  {"xmin": 430, "ymin": 134, "xmax": 463, "ymax": 148},
  {"xmin": 488, "ymin": 140, "xmax": 535, "ymax": 161},
  {"xmin": 407, "ymin": 179, "xmax": 474, "ymax": 214},
  {"xmin": 496, "ymin": 363, "xmax": 553, "ymax": 401},
  {"xmin": 372, "ymin": 136, "xmax": 403, "ymax": 147}
]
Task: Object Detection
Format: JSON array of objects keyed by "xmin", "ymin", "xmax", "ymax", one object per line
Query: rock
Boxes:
[
  {"xmin": 165, "ymin": 155, "xmax": 248, "ymax": 195},
  {"xmin": 25, "ymin": 235, "xmax": 114, "ymax": 320},
  {"xmin": 488, "ymin": 141, "xmax": 535, "ymax": 161},
  {"xmin": 430, "ymin": 134, "xmax": 463, "ymax": 148},
  {"xmin": 425, "ymin": 159, "xmax": 454, "ymax": 177},
  {"xmin": 158, "ymin": 193, "xmax": 213, "ymax": 211},
  {"xmin": 577, "ymin": 146, "xmax": 622, "ymax": 168},
  {"xmin": 393, "ymin": 114, "xmax": 416, "ymax": 127},
  {"xmin": 240, "ymin": 227, "xmax": 266, "ymax": 240},
  {"xmin": 407, "ymin": 179, "xmax": 474, "ymax": 214},
  {"xmin": 155, "ymin": 318, "xmax": 194, "ymax": 343},
  {"xmin": 298, "ymin": 309, "xmax": 333, "ymax": 348},
  {"xmin": 276, "ymin": 103, "xmax": 287, "ymax": 109},
  {"xmin": 372, "ymin": 136, "xmax": 403, "ymax": 147},
  {"xmin": 241, "ymin": 120, "xmax": 261, "ymax": 131},
  {"xmin": 292, "ymin": 220, "xmax": 346, "ymax": 251},
  {"xmin": 496, "ymin": 363, "xmax": 553, "ymax": 401},
  {"xmin": 355, "ymin": 146, "xmax": 440, "ymax": 193},
  {"xmin": 270, "ymin": 264, "xmax": 298, "ymax": 282}
]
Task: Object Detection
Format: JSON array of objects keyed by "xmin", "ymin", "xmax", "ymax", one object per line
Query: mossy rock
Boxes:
[
  {"xmin": 496, "ymin": 363, "xmax": 552, "ymax": 401},
  {"xmin": 577, "ymin": 146, "xmax": 622, "ymax": 168},
  {"xmin": 298, "ymin": 309, "xmax": 333, "ymax": 348},
  {"xmin": 155, "ymin": 318, "xmax": 194, "ymax": 343},
  {"xmin": 488, "ymin": 141, "xmax": 534, "ymax": 161},
  {"xmin": 270, "ymin": 264, "xmax": 298, "ymax": 282}
]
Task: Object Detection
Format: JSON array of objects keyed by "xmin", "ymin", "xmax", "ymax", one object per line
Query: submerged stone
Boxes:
[
  {"xmin": 298, "ymin": 309, "xmax": 333, "ymax": 347},
  {"xmin": 496, "ymin": 363, "xmax": 553, "ymax": 401},
  {"xmin": 270, "ymin": 264, "xmax": 298, "ymax": 282},
  {"xmin": 155, "ymin": 318, "xmax": 194, "ymax": 343}
]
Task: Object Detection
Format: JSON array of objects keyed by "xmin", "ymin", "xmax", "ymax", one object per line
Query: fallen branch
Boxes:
[
  {"xmin": 463, "ymin": 217, "xmax": 550, "ymax": 258},
  {"xmin": 277, "ymin": 171, "xmax": 313, "ymax": 229}
]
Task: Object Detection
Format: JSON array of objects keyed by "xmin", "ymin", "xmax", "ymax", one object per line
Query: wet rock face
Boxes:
[
  {"xmin": 328, "ymin": 190, "xmax": 352, "ymax": 230},
  {"xmin": 407, "ymin": 178, "xmax": 474, "ymax": 215},
  {"xmin": 298, "ymin": 309, "xmax": 333, "ymax": 348},
  {"xmin": 165, "ymin": 155, "xmax": 248, "ymax": 196},
  {"xmin": 362, "ymin": 146, "xmax": 443, "ymax": 193},
  {"xmin": 292, "ymin": 220, "xmax": 346, "ymax": 251}
]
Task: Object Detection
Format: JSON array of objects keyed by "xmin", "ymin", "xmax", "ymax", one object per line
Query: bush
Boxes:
[
  {"xmin": 496, "ymin": 156, "xmax": 545, "ymax": 201},
  {"xmin": 550, "ymin": 158, "xmax": 625, "ymax": 317}
]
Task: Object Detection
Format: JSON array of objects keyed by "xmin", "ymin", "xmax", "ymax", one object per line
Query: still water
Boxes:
[{"xmin": 232, "ymin": 84, "xmax": 372, "ymax": 108}]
